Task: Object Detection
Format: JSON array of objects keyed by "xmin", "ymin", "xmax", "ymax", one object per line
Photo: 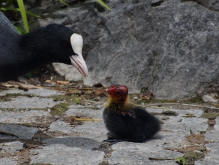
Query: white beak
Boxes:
[{"xmin": 70, "ymin": 33, "xmax": 88, "ymax": 77}]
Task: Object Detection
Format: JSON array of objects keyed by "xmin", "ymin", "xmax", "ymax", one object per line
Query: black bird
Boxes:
[
  {"xmin": 103, "ymin": 84, "xmax": 160, "ymax": 143},
  {"xmin": 0, "ymin": 11, "xmax": 88, "ymax": 82}
]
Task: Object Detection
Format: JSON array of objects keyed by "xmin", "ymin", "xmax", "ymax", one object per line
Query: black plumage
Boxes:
[
  {"xmin": 103, "ymin": 84, "xmax": 160, "ymax": 143},
  {"xmin": 0, "ymin": 11, "xmax": 88, "ymax": 82}
]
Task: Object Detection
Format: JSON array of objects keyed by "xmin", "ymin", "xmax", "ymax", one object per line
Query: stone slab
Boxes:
[
  {"xmin": 0, "ymin": 141, "xmax": 23, "ymax": 153},
  {"xmin": 0, "ymin": 158, "xmax": 17, "ymax": 165},
  {"xmin": 0, "ymin": 96, "xmax": 61, "ymax": 109},
  {"xmin": 0, "ymin": 110, "xmax": 53, "ymax": 124},
  {"xmin": 30, "ymin": 144, "xmax": 105, "ymax": 165},
  {"xmin": 0, "ymin": 88, "xmax": 64, "ymax": 97},
  {"xmin": 0, "ymin": 123, "xmax": 38, "ymax": 139}
]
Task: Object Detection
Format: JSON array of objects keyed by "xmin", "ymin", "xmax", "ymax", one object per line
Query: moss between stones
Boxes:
[
  {"xmin": 129, "ymin": 94, "xmax": 203, "ymax": 105},
  {"xmin": 184, "ymin": 151, "xmax": 205, "ymax": 165},
  {"xmin": 0, "ymin": 93, "xmax": 38, "ymax": 111},
  {"xmin": 50, "ymin": 94, "xmax": 80, "ymax": 115},
  {"xmin": 51, "ymin": 102, "xmax": 70, "ymax": 115},
  {"xmin": 0, "ymin": 93, "xmax": 35, "ymax": 103},
  {"xmin": 201, "ymin": 112, "xmax": 219, "ymax": 119},
  {"xmin": 184, "ymin": 97, "xmax": 203, "ymax": 104},
  {"xmin": 0, "ymin": 92, "xmax": 80, "ymax": 114}
]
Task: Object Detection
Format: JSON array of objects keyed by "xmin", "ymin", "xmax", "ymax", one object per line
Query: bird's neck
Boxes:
[
  {"xmin": 18, "ymin": 28, "xmax": 53, "ymax": 64},
  {"xmin": 5, "ymin": 30, "xmax": 53, "ymax": 79},
  {"xmin": 106, "ymin": 96, "xmax": 129, "ymax": 111}
]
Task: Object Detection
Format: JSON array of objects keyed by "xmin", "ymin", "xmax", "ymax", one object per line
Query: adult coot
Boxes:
[{"xmin": 0, "ymin": 11, "xmax": 88, "ymax": 82}]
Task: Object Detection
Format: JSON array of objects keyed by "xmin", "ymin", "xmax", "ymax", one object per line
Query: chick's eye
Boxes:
[{"xmin": 61, "ymin": 40, "xmax": 68, "ymax": 47}]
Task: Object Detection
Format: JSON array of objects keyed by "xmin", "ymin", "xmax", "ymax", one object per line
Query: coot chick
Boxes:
[
  {"xmin": 0, "ymin": 11, "xmax": 88, "ymax": 82},
  {"xmin": 103, "ymin": 84, "xmax": 160, "ymax": 143}
]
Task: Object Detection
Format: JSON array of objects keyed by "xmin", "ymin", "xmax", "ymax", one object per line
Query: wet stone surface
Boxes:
[{"xmin": 0, "ymin": 88, "xmax": 218, "ymax": 165}]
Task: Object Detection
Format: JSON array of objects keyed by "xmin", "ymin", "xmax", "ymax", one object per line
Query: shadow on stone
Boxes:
[{"xmin": 0, "ymin": 123, "xmax": 38, "ymax": 140}]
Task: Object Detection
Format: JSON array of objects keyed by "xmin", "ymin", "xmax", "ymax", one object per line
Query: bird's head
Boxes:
[
  {"xmin": 45, "ymin": 24, "xmax": 88, "ymax": 77},
  {"xmin": 106, "ymin": 84, "xmax": 128, "ymax": 103}
]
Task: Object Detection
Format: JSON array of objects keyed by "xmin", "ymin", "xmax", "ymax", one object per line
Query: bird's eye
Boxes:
[
  {"xmin": 61, "ymin": 40, "xmax": 68, "ymax": 47},
  {"xmin": 116, "ymin": 91, "xmax": 120, "ymax": 95}
]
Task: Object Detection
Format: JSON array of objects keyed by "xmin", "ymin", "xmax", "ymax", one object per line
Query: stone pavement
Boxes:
[{"xmin": 0, "ymin": 88, "xmax": 218, "ymax": 165}]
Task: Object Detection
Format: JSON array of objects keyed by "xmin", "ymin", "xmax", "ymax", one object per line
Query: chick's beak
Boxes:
[
  {"xmin": 70, "ymin": 54, "xmax": 88, "ymax": 77},
  {"xmin": 106, "ymin": 87, "xmax": 113, "ymax": 95}
]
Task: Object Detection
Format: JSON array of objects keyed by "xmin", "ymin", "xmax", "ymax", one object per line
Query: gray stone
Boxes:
[
  {"xmin": 202, "ymin": 94, "xmax": 218, "ymax": 103},
  {"xmin": 109, "ymin": 150, "xmax": 178, "ymax": 165},
  {"xmin": 195, "ymin": 143, "xmax": 219, "ymax": 165},
  {"xmin": 64, "ymin": 105, "xmax": 107, "ymax": 141},
  {"xmin": 65, "ymin": 105, "xmax": 103, "ymax": 118},
  {"xmin": 48, "ymin": 119, "xmax": 107, "ymax": 142},
  {"xmin": 194, "ymin": 116, "xmax": 219, "ymax": 164},
  {"xmin": 0, "ymin": 158, "xmax": 17, "ymax": 165},
  {"xmin": 195, "ymin": 160, "xmax": 219, "ymax": 165},
  {"xmin": 49, "ymin": 120, "xmax": 74, "ymax": 133},
  {"xmin": 215, "ymin": 116, "xmax": 219, "ymax": 131},
  {"xmin": 0, "ymin": 96, "xmax": 61, "ymax": 109},
  {"xmin": 65, "ymin": 107, "xmax": 107, "ymax": 141},
  {"xmin": 0, "ymin": 124, "xmax": 38, "ymax": 139},
  {"xmin": 205, "ymin": 116, "xmax": 219, "ymax": 142},
  {"xmin": 43, "ymin": 136, "xmax": 102, "ymax": 150},
  {"xmin": 191, "ymin": 0, "xmax": 219, "ymax": 11},
  {"xmin": 26, "ymin": 0, "xmax": 219, "ymax": 99},
  {"xmin": 53, "ymin": 63, "xmax": 83, "ymax": 81},
  {"xmin": 147, "ymin": 108, "xmax": 204, "ymax": 117},
  {"xmin": 146, "ymin": 108, "xmax": 207, "ymax": 133},
  {"xmin": 30, "ymin": 144, "xmax": 104, "ymax": 165},
  {"xmin": 0, "ymin": 88, "xmax": 64, "ymax": 97},
  {"xmin": 205, "ymin": 130, "xmax": 219, "ymax": 142},
  {"xmin": 0, "ymin": 110, "xmax": 53, "ymax": 124},
  {"xmin": 0, "ymin": 141, "xmax": 23, "ymax": 153},
  {"xmin": 83, "ymin": 0, "xmax": 219, "ymax": 99},
  {"xmin": 162, "ymin": 115, "xmax": 208, "ymax": 134},
  {"xmin": 109, "ymin": 140, "xmax": 182, "ymax": 165},
  {"xmin": 48, "ymin": 104, "xmax": 107, "ymax": 142},
  {"xmin": 68, "ymin": 103, "xmax": 104, "ymax": 111},
  {"xmin": 73, "ymin": 121, "xmax": 107, "ymax": 141}
]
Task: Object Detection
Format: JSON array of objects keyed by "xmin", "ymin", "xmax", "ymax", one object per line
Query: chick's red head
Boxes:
[{"xmin": 106, "ymin": 84, "xmax": 128, "ymax": 100}]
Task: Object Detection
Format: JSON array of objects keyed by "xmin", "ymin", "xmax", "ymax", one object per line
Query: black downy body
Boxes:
[{"xmin": 103, "ymin": 84, "xmax": 160, "ymax": 143}]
